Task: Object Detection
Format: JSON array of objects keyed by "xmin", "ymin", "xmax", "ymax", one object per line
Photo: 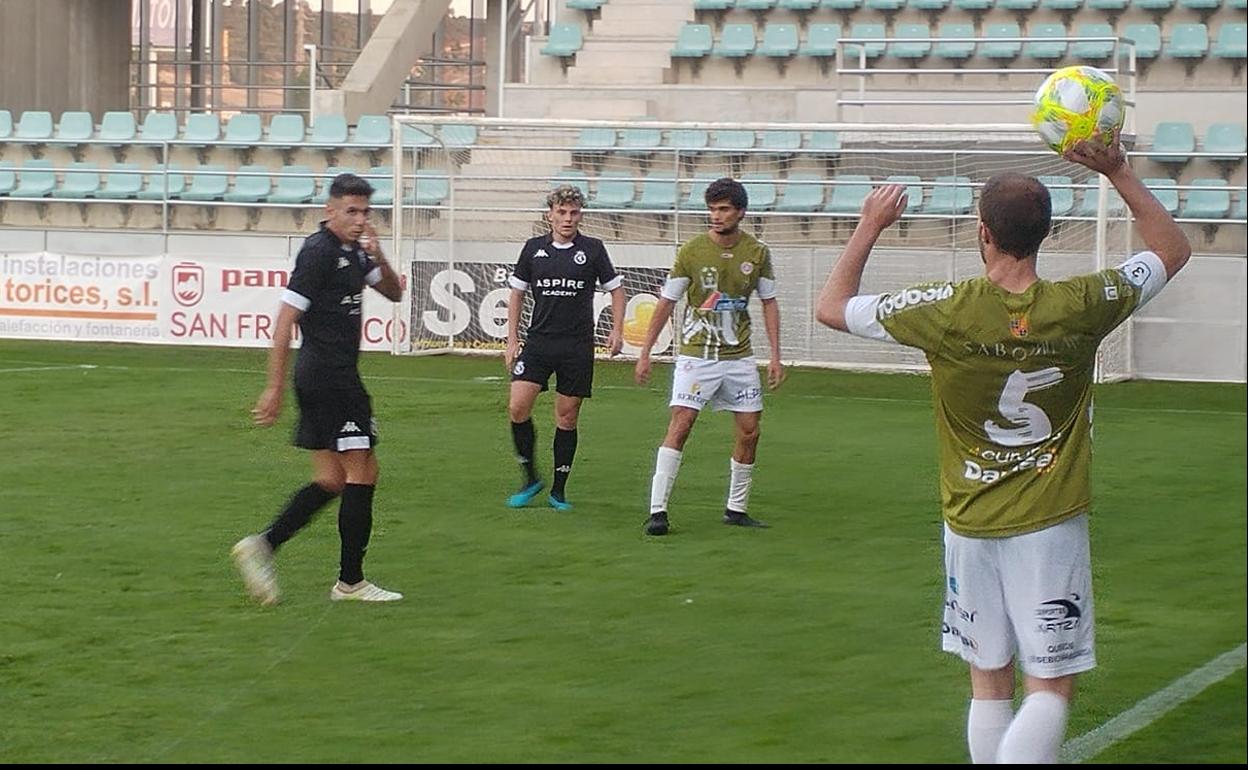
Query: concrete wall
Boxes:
[{"xmin": 0, "ymin": 0, "xmax": 131, "ymax": 116}]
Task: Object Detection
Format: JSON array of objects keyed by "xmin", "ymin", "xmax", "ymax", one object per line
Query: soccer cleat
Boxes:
[
  {"xmin": 232, "ymin": 534, "xmax": 280, "ymax": 606},
  {"xmin": 645, "ymin": 511, "xmax": 670, "ymax": 536},
  {"xmin": 507, "ymin": 480, "xmax": 545, "ymax": 508},
  {"xmin": 548, "ymin": 495, "xmax": 573, "ymax": 512},
  {"xmin": 330, "ymin": 581, "xmax": 404, "ymax": 602},
  {"xmin": 723, "ymin": 510, "xmax": 769, "ymax": 528}
]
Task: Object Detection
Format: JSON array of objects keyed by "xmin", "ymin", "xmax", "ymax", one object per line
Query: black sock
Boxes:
[
  {"xmin": 551, "ymin": 427, "xmax": 578, "ymax": 500},
  {"xmin": 511, "ymin": 419, "xmax": 539, "ymax": 485},
  {"xmin": 264, "ymin": 483, "xmax": 337, "ymax": 551},
  {"xmin": 337, "ymin": 483, "xmax": 374, "ymax": 586}
]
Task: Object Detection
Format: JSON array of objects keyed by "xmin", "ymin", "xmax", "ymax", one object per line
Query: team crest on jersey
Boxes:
[
  {"xmin": 573, "ymin": 251, "xmax": 587, "ymax": 265},
  {"xmin": 739, "ymin": 261, "xmax": 754, "ymax": 275},
  {"xmin": 337, "ymin": 256, "xmax": 350, "ymax": 269},
  {"xmin": 513, "ymin": 361, "xmax": 525, "ymax": 376},
  {"xmin": 535, "ymin": 249, "xmax": 549, "ymax": 258},
  {"xmin": 1009, "ymin": 313, "xmax": 1030, "ymax": 339},
  {"xmin": 699, "ymin": 266, "xmax": 718, "ymax": 289}
]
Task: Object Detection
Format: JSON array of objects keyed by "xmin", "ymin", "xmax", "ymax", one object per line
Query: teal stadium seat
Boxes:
[
  {"xmin": 999, "ymin": 0, "xmax": 1039, "ymax": 13},
  {"xmin": 800, "ymin": 23, "xmax": 842, "ymax": 59},
  {"xmin": 1024, "ymin": 23, "xmax": 1069, "ymax": 59},
  {"xmin": 682, "ymin": 175, "xmax": 719, "ymax": 210},
  {"xmin": 741, "ymin": 174, "xmax": 778, "ymax": 211},
  {"xmin": 980, "ymin": 23, "xmax": 1023, "ymax": 59},
  {"xmin": 52, "ymin": 161, "xmax": 101, "ymax": 198},
  {"xmin": 1087, "ymin": 0, "xmax": 1128, "ymax": 10},
  {"xmin": 137, "ymin": 166, "xmax": 186, "ymax": 200},
  {"xmin": 1203, "ymin": 123, "xmax": 1247, "ymax": 161},
  {"xmin": 694, "ymin": 0, "xmax": 734, "ymax": 8},
  {"xmin": 55, "ymin": 111, "xmax": 95, "ymax": 143},
  {"xmin": 1211, "ymin": 24, "xmax": 1247, "ymax": 60},
  {"xmin": 635, "ymin": 173, "xmax": 678, "ymax": 210},
  {"xmin": 14, "ymin": 111, "xmax": 53, "ymax": 142},
  {"xmin": 934, "ymin": 23, "xmax": 977, "ymax": 60},
  {"xmin": 592, "ymin": 170, "xmax": 636, "ymax": 208},
  {"xmin": 1042, "ymin": 0, "xmax": 1083, "ymax": 10},
  {"xmin": 1142, "ymin": 177, "xmax": 1180, "ymax": 214},
  {"xmin": 182, "ymin": 113, "xmax": 221, "ymax": 146},
  {"xmin": 267, "ymin": 166, "xmax": 316, "ymax": 204},
  {"xmin": 758, "ymin": 24, "xmax": 800, "ymax": 58},
  {"xmin": 182, "ymin": 165, "xmax": 229, "ymax": 200},
  {"xmin": 441, "ymin": 124, "xmax": 479, "ymax": 148},
  {"xmin": 367, "ymin": 166, "xmax": 401, "ymax": 206},
  {"xmin": 1178, "ymin": 0, "xmax": 1218, "ymax": 11},
  {"xmin": 953, "ymin": 0, "xmax": 992, "ymax": 11},
  {"xmin": 223, "ymin": 113, "xmax": 262, "ymax": 145},
  {"xmin": 1148, "ymin": 121, "xmax": 1195, "ymax": 163},
  {"xmin": 308, "ymin": 114, "xmax": 349, "ymax": 146},
  {"xmin": 567, "ymin": 0, "xmax": 607, "ymax": 9},
  {"xmin": 1037, "ymin": 175, "xmax": 1075, "ymax": 215},
  {"xmin": 223, "ymin": 164, "xmax": 272, "ymax": 202},
  {"xmin": 760, "ymin": 130, "xmax": 802, "ymax": 154},
  {"xmin": 715, "ymin": 24, "xmax": 757, "ymax": 58},
  {"xmin": 413, "ymin": 170, "xmax": 451, "ymax": 207},
  {"xmin": 739, "ymin": 0, "xmax": 779, "ymax": 10},
  {"xmin": 668, "ymin": 129, "xmax": 709, "ymax": 149},
  {"xmin": 311, "ymin": 166, "xmax": 357, "ymax": 204},
  {"xmin": 672, "ymin": 24, "xmax": 714, "ymax": 58},
  {"xmin": 138, "ymin": 112, "xmax": 178, "ymax": 143},
  {"xmin": 99, "ymin": 112, "xmax": 137, "ymax": 144},
  {"xmin": 401, "ymin": 123, "xmax": 438, "ymax": 147},
  {"xmin": 1181, "ymin": 179, "xmax": 1230, "ymax": 219},
  {"xmin": 779, "ymin": 0, "xmax": 821, "ymax": 8},
  {"xmin": 1166, "ymin": 23, "xmax": 1209, "ymax": 59},
  {"xmin": 0, "ymin": 110, "xmax": 12, "ymax": 140},
  {"xmin": 1075, "ymin": 184, "xmax": 1126, "ymax": 216},
  {"xmin": 923, "ymin": 175, "xmax": 974, "ymax": 215},
  {"xmin": 821, "ymin": 0, "xmax": 863, "ymax": 10},
  {"xmin": 885, "ymin": 174, "xmax": 925, "ymax": 212},
  {"xmin": 1132, "ymin": 0, "xmax": 1173, "ymax": 11},
  {"xmin": 0, "ymin": 162, "xmax": 17, "ymax": 195},
  {"xmin": 712, "ymin": 130, "xmax": 756, "ymax": 151},
  {"xmin": 267, "ymin": 114, "xmax": 307, "ymax": 148},
  {"xmin": 866, "ymin": 0, "xmax": 905, "ymax": 11},
  {"xmin": 1233, "ymin": 0, "xmax": 1248, "ymax": 9},
  {"xmin": 620, "ymin": 128, "xmax": 663, "ymax": 155},
  {"xmin": 576, "ymin": 128, "xmax": 618, "ymax": 151},
  {"xmin": 775, "ymin": 173, "xmax": 826, "ymax": 212},
  {"xmin": 1071, "ymin": 23, "xmax": 1115, "ymax": 60},
  {"xmin": 808, "ymin": 130, "xmax": 842, "ymax": 152},
  {"xmin": 891, "ymin": 23, "xmax": 933, "ymax": 58},
  {"xmin": 845, "ymin": 23, "xmax": 886, "ymax": 60},
  {"xmin": 11, "ymin": 160, "xmax": 56, "ymax": 197},
  {"xmin": 96, "ymin": 164, "xmax": 145, "ymax": 200},
  {"xmin": 825, "ymin": 175, "xmax": 873, "ymax": 214},
  {"xmin": 1237, "ymin": 193, "xmax": 1247, "ymax": 219},
  {"xmin": 351, "ymin": 115, "xmax": 391, "ymax": 149},
  {"xmin": 542, "ymin": 23, "xmax": 583, "ymax": 57},
  {"xmin": 551, "ymin": 168, "xmax": 591, "ymax": 199},
  {"xmin": 1122, "ymin": 24, "xmax": 1161, "ymax": 59},
  {"xmin": 909, "ymin": 0, "xmax": 951, "ymax": 9}
]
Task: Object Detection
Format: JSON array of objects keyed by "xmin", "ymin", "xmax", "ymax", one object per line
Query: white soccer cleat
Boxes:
[
  {"xmin": 232, "ymin": 534, "xmax": 280, "ymax": 606},
  {"xmin": 330, "ymin": 581, "xmax": 403, "ymax": 603}
]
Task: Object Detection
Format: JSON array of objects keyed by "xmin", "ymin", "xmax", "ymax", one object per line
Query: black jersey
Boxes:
[
  {"xmin": 509, "ymin": 233, "xmax": 621, "ymax": 343},
  {"xmin": 283, "ymin": 224, "xmax": 381, "ymax": 390}
]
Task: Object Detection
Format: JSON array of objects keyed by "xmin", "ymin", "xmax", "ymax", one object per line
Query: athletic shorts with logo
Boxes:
[
  {"xmin": 942, "ymin": 513, "xmax": 1096, "ymax": 678},
  {"xmin": 294, "ymin": 384, "xmax": 378, "ymax": 452},
  {"xmin": 512, "ymin": 336, "xmax": 595, "ymax": 398},
  {"xmin": 669, "ymin": 356, "xmax": 764, "ymax": 413}
]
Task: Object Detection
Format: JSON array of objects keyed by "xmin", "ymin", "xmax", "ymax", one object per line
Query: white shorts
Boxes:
[
  {"xmin": 942, "ymin": 513, "xmax": 1096, "ymax": 679},
  {"xmin": 669, "ymin": 356, "xmax": 764, "ymax": 413}
]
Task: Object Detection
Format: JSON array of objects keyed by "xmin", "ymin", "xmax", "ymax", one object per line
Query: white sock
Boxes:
[
  {"xmin": 649, "ymin": 446, "xmax": 683, "ymax": 514},
  {"xmin": 726, "ymin": 458, "xmax": 754, "ymax": 513},
  {"xmin": 967, "ymin": 699, "xmax": 1014, "ymax": 764},
  {"xmin": 996, "ymin": 691, "xmax": 1068, "ymax": 764}
]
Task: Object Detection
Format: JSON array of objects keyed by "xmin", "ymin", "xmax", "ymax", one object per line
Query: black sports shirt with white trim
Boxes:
[{"xmin": 509, "ymin": 233, "xmax": 621, "ymax": 344}]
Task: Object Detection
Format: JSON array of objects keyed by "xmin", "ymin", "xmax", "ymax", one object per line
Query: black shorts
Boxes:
[
  {"xmin": 511, "ymin": 337, "xmax": 595, "ymax": 398},
  {"xmin": 293, "ymin": 384, "xmax": 378, "ymax": 452}
]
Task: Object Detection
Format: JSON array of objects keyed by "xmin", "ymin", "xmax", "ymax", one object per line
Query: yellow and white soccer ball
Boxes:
[{"xmin": 1031, "ymin": 66, "xmax": 1125, "ymax": 154}]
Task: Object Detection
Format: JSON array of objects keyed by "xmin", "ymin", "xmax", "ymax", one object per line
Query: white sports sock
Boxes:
[
  {"xmin": 967, "ymin": 698, "xmax": 1014, "ymax": 764},
  {"xmin": 649, "ymin": 446, "xmax": 683, "ymax": 514},
  {"xmin": 726, "ymin": 458, "xmax": 754, "ymax": 513},
  {"xmin": 996, "ymin": 691, "xmax": 1068, "ymax": 764}
]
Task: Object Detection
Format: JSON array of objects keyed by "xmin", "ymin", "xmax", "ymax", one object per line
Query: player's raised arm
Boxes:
[
  {"xmin": 360, "ymin": 222, "xmax": 403, "ymax": 302},
  {"xmin": 815, "ymin": 184, "xmax": 908, "ymax": 332}
]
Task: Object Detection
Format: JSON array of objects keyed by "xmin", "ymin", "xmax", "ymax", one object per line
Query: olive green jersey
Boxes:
[
  {"xmin": 660, "ymin": 232, "xmax": 777, "ymax": 360},
  {"xmin": 845, "ymin": 252, "xmax": 1168, "ymax": 538}
]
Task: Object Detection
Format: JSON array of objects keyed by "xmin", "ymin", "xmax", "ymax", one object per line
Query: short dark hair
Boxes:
[
  {"xmin": 705, "ymin": 177, "xmax": 748, "ymax": 210},
  {"xmin": 979, "ymin": 174, "xmax": 1052, "ymax": 259},
  {"xmin": 329, "ymin": 173, "xmax": 374, "ymax": 200}
]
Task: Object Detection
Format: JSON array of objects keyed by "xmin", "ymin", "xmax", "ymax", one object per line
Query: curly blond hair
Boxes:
[{"xmin": 546, "ymin": 184, "xmax": 586, "ymax": 209}]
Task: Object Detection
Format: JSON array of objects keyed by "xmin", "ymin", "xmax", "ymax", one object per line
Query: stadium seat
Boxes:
[
  {"xmin": 1178, "ymin": 0, "xmax": 1218, "ymax": 11},
  {"xmin": 1203, "ymin": 122, "xmax": 1247, "ymax": 161},
  {"xmin": 1142, "ymin": 177, "xmax": 1180, "ymax": 214},
  {"xmin": 999, "ymin": 0, "xmax": 1039, "ymax": 13},
  {"xmin": 182, "ymin": 113, "xmax": 221, "ymax": 145},
  {"xmin": 54, "ymin": 111, "xmax": 94, "ymax": 145},
  {"xmin": 311, "ymin": 166, "xmax": 357, "ymax": 204},
  {"xmin": 890, "ymin": 23, "xmax": 933, "ymax": 59},
  {"xmin": 11, "ymin": 160, "xmax": 56, "ymax": 197},
  {"xmin": 980, "ymin": 23, "xmax": 1023, "ymax": 59},
  {"xmin": 758, "ymin": 24, "xmax": 800, "ymax": 58},
  {"xmin": 715, "ymin": 24, "xmax": 757, "ymax": 58},
  {"xmin": 551, "ymin": 168, "xmax": 590, "ymax": 199},
  {"xmin": 1236, "ymin": 193, "xmax": 1247, "ymax": 219},
  {"xmin": 441, "ymin": 124, "xmax": 478, "ymax": 148},
  {"xmin": 739, "ymin": 0, "xmax": 780, "ymax": 9},
  {"xmin": 866, "ymin": 0, "xmax": 905, "ymax": 11},
  {"xmin": 933, "ymin": 23, "xmax": 977, "ymax": 60},
  {"xmin": 267, "ymin": 114, "xmax": 307, "ymax": 148},
  {"xmin": 800, "ymin": 23, "xmax": 842, "ymax": 59},
  {"xmin": 99, "ymin": 112, "xmax": 137, "ymax": 144},
  {"xmin": 52, "ymin": 161, "xmax": 101, "ymax": 198},
  {"xmin": 808, "ymin": 130, "xmax": 842, "ymax": 152},
  {"xmin": 567, "ymin": 0, "xmax": 606, "ymax": 9},
  {"xmin": 14, "ymin": 111, "xmax": 53, "ymax": 142},
  {"xmin": 0, "ymin": 110, "xmax": 12, "ymax": 140},
  {"xmin": 1165, "ymin": 23, "xmax": 1209, "ymax": 59},
  {"xmin": 760, "ymin": 130, "xmax": 802, "ymax": 154},
  {"xmin": 885, "ymin": 174, "xmax": 925, "ymax": 212},
  {"xmin": 401, "ymin": 123, "xmax": 438, "ymax": 147},
  {"xmin": 0, "ymin": 162, "xmax": 18, "ymax": 195},
  {"xmin": 542, "ymin": 23, "xmax": 583, "ymax": 57},
  {"xmin": 1211, "ymin": 24, "xmax": 1247, "ymax": 60},
  {"xmin": 351, "ymin": 115, "xmax": 391, "ymax": 149},
  {"xmin": 672, "ymin": 24, "xmax": 714, "ymax": 58},
  {"xmin": 1121, "ymin": 23, "xmax": 1162, "ymax": 59},
  {"xmin": 635, "ymin": 173, "xmax": 679, "ymax": 210},
  {"xmin": 1233, "ymin": 0, "xmax": 1248, "ymax": 9},
  {"xmin": 779, "ymin": 0, "xmax": 821, "ymax": 9},
  {"xmin": 712, "ymin": 130, "xmax": 756, "ymax": 151},
  {"xmin": 668, "ymin": 129, "xmax": 709, "ymax": 149},
  {"xmin": 223, "ymin": 164, "xmax": 272, "ymax": 202},
  {"xmin": 952, "ymin": 0, "xmax": 992, "ymax": 11},
  {"xmin": 223, "ymin": 113, "xmax": 262, "ymax": 145},
  {"xmin": 1148, "ymin": 121, "xmax": 1196, "ymax": 163},
  {"xmin": 1042, "ymin": 0, "xmax": 1083, "ymax": 10},
  {"xmin": 576, "ymin": 128, "xmax": 618, "ymax": 151},
  {"xmin": 138, "ymin": 111, "xmax": 178, "ymax": 144},
  {"xmin": 682, "ymin": 175, "xmax": 720, "ymax": 210},
  {"xmin": 1181, "ymin": 178, "xmax": 1231, "ymax": 218},
  {"xmin": 181, "ymin": 165, "xmax": 229, "ymax": 200},
  {"xmin": 1087, "ymin": 0, "xmax": 1128, "ymax": 10},
  {"xmin": 821, "ymin": 0, "xmax": 863, "ymax": 10},
  {"xmin": 845, "ymin": 23, "xmax": 887, "ymax": 60},
  {"xmin": 620, "ymin": 128, "xmax": 663, "ymax": 154},
  {"xmin": 1132, "ymin": 0, "xmax": 1174, "ymax": 11},
  {"xmin": 266, "ymin": 165, "xmax": 316, "ymax": 204},
  {"xmin": 1037, "ymin": 175, "xmax": 1075, "ymax": 215},
  {"xmin": 1071, "ymin": 23, "xmax": 1115, "ymax": 60},
  {"xmin": 694, "ymin": 0, "xmax": 734, "ymax": 8},
  {"xmin": 923, "ymin": 176, "xmax": 974, "ymax": 215},
  {"xmin": 909, "ymin": 0, "xmax": 951, "ymax": 10},
  {"xmin": 366, "ymin": 166, "xmax": 401, "ymax": 206},
  {"xmin": 1024, "ymin": 23, "xmax": 1069, "ymax": 60},
  {"xmin": 1075, "ymin": 184, "xmax": 1126, "ymax": 216},
  {"xmin": 137, "ymin": 166, "xmax": 186, "ymax": 200},
  {"xmin": 413, "ymin": 170, "xmax": 451, "ymax": 207},
  {"xmin": 775, "ymin": 172, "xmax": 826, "ymax": 212},
  {"xmin": 591, "ymin": 170, "xmax": 636, "ymax": 208},
  {"xmin": 308, "ymin": 114, "xmax": 350, "ymax": 146},
  {"xmin": 742, "ymin": 173, "xmax": 778, "ymax": 211},
  {"xmin": 96, "ymin": 164, "xmax": 145, "ymax": 200},
  {"xmin": 824, "ymin": 175, "xmax": 873, "ymax": 214}
]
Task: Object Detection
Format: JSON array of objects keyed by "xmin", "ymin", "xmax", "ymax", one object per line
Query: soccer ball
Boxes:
[{"xmin": 1030, "ymin": 66, "xmax": 1125, "ymax": 154}]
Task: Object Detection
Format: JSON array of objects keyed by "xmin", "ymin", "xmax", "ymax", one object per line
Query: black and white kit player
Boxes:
[
  {"xmin": 232, "ymin": 172, "xmax": 404, "ymax": 605},
  {"xmin": 504, "ymin": 184, "xmax": 625, "ymax": 510}
]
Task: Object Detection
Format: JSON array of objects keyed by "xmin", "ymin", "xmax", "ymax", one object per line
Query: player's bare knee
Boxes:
[
  {"xmin": 1025, "ymin": 673, "xmax": 1077, "ymax": 701},
  {"xmin": 508, "ymin": 401, "xmax": 532, "ymax": 423},
  {"xmin": 316, "ymin": 474, "xmax": 347, "ymax": 495}
]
